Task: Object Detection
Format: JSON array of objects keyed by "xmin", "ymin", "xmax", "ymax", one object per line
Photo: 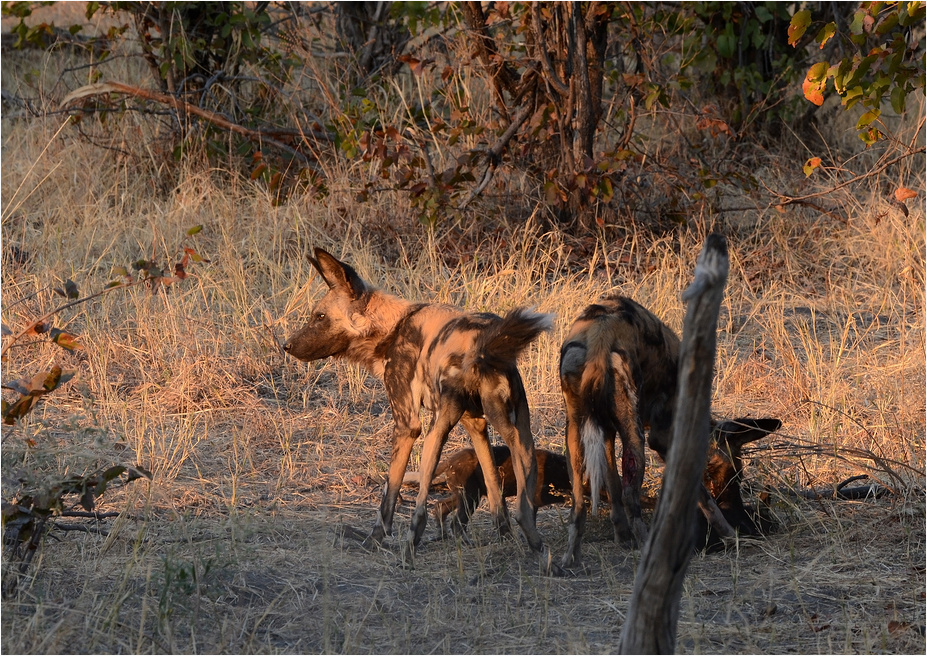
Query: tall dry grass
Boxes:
[{"xmin": 2, "ymin": 9, "xmax": 925, "ymax": 654}]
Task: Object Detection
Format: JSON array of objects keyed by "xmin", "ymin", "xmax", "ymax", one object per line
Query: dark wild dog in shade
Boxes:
[
  {"xmin": 410, "ymin": 424, "xmax": 778, "ymax": 553},
  {"xmin": 283, "ymin": 248, "xmax": 554, "ymax": 565},
  {"xmin": 559, "ymin": 294, "xmax": 780, "ymax": 568},
  {"xmin": 697, "ymin": 417, "xmax": 781, "ymax": 551},
  {"xmin": 403, "ymin": 445, "xmax": 576, "ymax": 533}
]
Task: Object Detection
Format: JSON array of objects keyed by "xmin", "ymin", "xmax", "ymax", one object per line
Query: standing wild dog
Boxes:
[
  {"xmin": 283, "ymin": 248, "xmax": 554, "ymax": 565},
  {"xmin": 559, "ymin": 294, "xmax": 779, "ymax": 568}
]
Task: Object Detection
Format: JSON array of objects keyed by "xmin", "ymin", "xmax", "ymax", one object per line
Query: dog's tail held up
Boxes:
[{"xmin": 469, "ymin": 308, "xmax": 554, "ymax": 374}]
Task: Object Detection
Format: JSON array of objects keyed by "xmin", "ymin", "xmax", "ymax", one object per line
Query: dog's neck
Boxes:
[{"xmin": 343, "ymin": 291, "xmax": 414, "ymax": 377}]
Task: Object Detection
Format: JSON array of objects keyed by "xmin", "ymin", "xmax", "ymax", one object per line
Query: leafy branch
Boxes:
[
  {"xmin": 2, "ymin": 463, "xmax": 152, "ymax": 598},
  {"xmin": 1, "ymin": 227, "xmax": 208, "ymax": 425}
]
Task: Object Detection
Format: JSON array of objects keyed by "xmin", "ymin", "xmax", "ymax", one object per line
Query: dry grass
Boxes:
[{"xmin": 2, "ymin": 11, "xmax": 925, "ymax": 654}]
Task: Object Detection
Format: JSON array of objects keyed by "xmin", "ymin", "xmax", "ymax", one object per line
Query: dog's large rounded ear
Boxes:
[
  {"xmin": 311, "ymin": 248, "xmax": 369, "ymax": 299},
  {"xmin": 717, "ymin": 418, "xmax": 782, "ymax": 447}
]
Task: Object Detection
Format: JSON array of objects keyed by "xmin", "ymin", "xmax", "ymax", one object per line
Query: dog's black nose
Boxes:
[{"xmin": 282, "ymin": 340, "xmax": 292, "ymax": 352}]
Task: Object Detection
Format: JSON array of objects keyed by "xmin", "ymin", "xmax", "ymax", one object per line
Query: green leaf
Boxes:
[
  {"xmin": 3, "ymin": 395, "xmax": 36, "ymax": 425},
  {"xmin": 858, "ymin": 127, "xmax": 880, "ymax": 146},
  {"xmin": 891, "ymin": 85, "xmax": 907, "ymax": 114},
  {"xmin": 102, "ymin": 466, "xmax": 128, "ymax": 482},
  {"xmin": 807, "ymin": 61, "xmax": 829, "ymax": 82},
  {"xmin": 856, "ymin": 109, "xmax": 881, "ymax": 129},
  {"xmin": 755, "ymin": 5, "xmax": 773, "ymax": 22},
  {"xmin": 49, "ymin": 328, "xmax": 82, "ymax": 351},
  {"xmin": 875, "ymin": 11, "xmax": 899, "ymax": 35},
  {"xmin": 803, "ymin": 157, "xmax": 822, "ymax": 177},
  {"xmin": 127, "ymin": 465, "xmax": 153, "ymax": 482},
  {"xmin": 842, "ymin": 85, "xmax": 864, "ymax": 108},
  {"xmin": 815, "ymin": 22, "xmax": 837, "ymax": 49},
  {"xmin": 186, "ymin": 224, "xmax": 203, "ymax": 236},
  {"xmin": 788, "ymin": 10, "xmax": 812, "ymax": 46},
  {"xmin": 54, "ymin": 278, "xmax": 80, "ymax": 299},
  {"xmin": 849, "ymin": 9, "xmax": 866, "ymax": 35}
]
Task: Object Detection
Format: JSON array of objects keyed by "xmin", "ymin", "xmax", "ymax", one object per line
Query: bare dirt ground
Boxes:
[{"xmin": 4, "ymin": 463, "xmax": 924, "ymax": 654}]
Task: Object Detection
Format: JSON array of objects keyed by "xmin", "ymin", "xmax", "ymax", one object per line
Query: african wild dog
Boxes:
[
  {"xmin": 404, "ymin": 445, "xmax": 576, "ymax": 533},
  {"xmin": 411, "ymin": 422, "xmax": 778, "ymax": 552},
  {"xmin": 559, "ymin": 294, "xmax": 780, "ymax": 568},
  {"xmin": 698, "ymin": 417, "xmax": 781, "ymax": 550},
  {"xmin": 283, "ymin": 248, "xmax": 554, "ymax": 565}
]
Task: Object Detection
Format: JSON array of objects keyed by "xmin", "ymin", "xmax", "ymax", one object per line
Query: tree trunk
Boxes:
[
  {"xmin": 619, "ymin": 234, "xmax": 730, "ymax": 654},
  {"xmin": 335, "ymin": 1, "xmax": 408, "ymax": 79}
]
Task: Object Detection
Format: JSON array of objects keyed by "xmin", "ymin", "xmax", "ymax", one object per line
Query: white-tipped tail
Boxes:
[{"xmin": 581, "ymin": 419, "xmax": 607, "ymax": 515}]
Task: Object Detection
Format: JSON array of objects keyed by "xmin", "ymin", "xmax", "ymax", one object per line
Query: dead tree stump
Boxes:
[{"xmin": 619, "ymin": 233, "xmax": 729, "ymax": 654}]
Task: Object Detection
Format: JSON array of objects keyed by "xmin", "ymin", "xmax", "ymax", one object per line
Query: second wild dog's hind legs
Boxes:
[
  {"xmin": 602, "ymin": 433, "xmax": 634, "ymax": 544},
  {"xmin": 561, "ymin": 412, "xmax": 587, "ymax": 569},
  {"xmin": 560, "ymin": 344, "xmax": 588, "ymax": 569},
  {"xmin": 610, "ymin": 351, "xmax": 649, "ymax": 546}
]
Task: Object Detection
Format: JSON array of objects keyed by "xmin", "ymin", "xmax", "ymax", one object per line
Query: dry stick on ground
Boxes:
[
  {"xmin": 58, "ymin": 81, "xmax": 319, "ymax": 168},
  {"xmin": 619, "ymin": 233, "xmax": 729, "ymax": 655}
]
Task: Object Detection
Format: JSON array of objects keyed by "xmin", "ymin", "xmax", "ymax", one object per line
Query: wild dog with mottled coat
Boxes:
[
  {"xmin": 283, "ymin": 248, "xmax": 554, "ymax": 564},
  {"xmin": 559, "ymin": 294, "xmax": 779, "ymax": 568},
  {"xmin": 406, "ymin": 445, "xmax": 575, "ymax": 533}
]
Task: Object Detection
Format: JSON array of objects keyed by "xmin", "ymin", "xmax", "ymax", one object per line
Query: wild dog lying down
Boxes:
[
  {"xmin": 698, "ymin": 417, "xmax": 781, "ymax": 551},
  {"xmin": 404, "ymin": 445, "xmax": 575, "ymax": 531},
  {"xmin": 412, "ymin": 425, "xmax": 778, "ymax": 552},
  {"xmin": 559, "ymin": 294, "xmax": 780, "ymax": 568},
  {"xmin": 283, "ymin": 248, "xmax": 554, "ymax": 564}
]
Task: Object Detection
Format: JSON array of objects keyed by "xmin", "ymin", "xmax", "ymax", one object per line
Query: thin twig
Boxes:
[
  {"xmin": 458, "ymin": 101, "xmax": 534, "ymax": 209},
  {"xmin": 766, "ymin": 146, "xmax": 926, "ymax": 205},
  {"xmin": 54, "ymin": 524, "xmax": 110, "ymax": 535},
  {"xmin": 1, "ymin": 279, "xmax": 146, "ymax": 358},
  {"xmin": 59, "ymin": 81, "xmax": 320, "ymax": 168},
  {"xmin": 60, "ymin": 510, "xmax": 121, "ymax": 519},
  {"xmin": 531, "ymin": 5, "xmax": 570, "ymax": 97}
]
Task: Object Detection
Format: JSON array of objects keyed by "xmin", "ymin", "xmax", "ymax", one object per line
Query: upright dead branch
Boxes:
[{"xmin": 619, "ymin": 233, "xmax": 730, "ymax": 655}]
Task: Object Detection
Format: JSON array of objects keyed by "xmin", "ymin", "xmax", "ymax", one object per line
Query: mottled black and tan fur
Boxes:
[
  {"xmin": 559, "ymin": 294, "xmax": 779, "ymax": 568},
  {"xmin": 283, "ymin": 248, "xmax": 554, "ymax": 564},
  {"xmin": 414, "ymin": 445, "xmax": 575, "ymax": 533}
]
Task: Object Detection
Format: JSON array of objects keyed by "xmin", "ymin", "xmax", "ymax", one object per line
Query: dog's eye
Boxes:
[{"xmin": 315, "ymin": 312, "xmax": 326, "ymax": 321}]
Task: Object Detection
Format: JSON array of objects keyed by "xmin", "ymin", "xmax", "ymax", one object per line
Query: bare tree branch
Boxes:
[
  {"xmin": 59, "ymin": 81, "xmax": 320, "ymax": 168},
  {"xmin": 620, "ymin": 234, "xmax": 729, "ymax": 654}
]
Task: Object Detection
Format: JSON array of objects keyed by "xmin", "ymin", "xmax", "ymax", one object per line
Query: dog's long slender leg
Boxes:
[
  {"xmin": 460, "ymin": 414, "xmax": 511, "ymax": 538},
  {"xmin": 404, "ymin": 403, "xmax": 462, "ymax": 562},
  {"xmin": 611, "ymin": 353, "xmax": 649, "ymax": 546},
  {"xmin": 483, "ymin": 376, "xmax": 544, "ymax": 554},
  {"xmin": 367, "ymin": 421, "xmax": 420, "ymax": 547},
  {"xmin": 559, "ymin": 343, "xmax": 587, "ymax": 570},
  {"xmin": 603, "ymin": 432, "xmax": 634, "ymax": 543},
  {"xmin": 561, "ymin": 411, "xmax": 587, "ymax": 570}
]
